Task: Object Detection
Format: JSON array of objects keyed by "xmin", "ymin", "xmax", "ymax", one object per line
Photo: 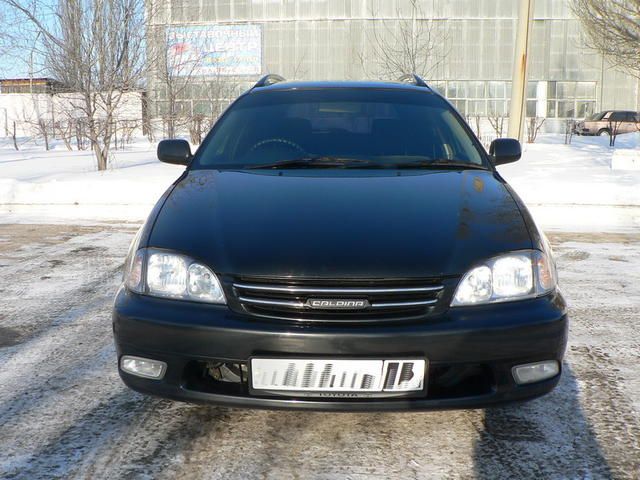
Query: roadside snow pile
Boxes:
[
  {"xmin": 497, "ymin": 133, "xmax": 640, "ymax": 232},
  {"xmin": 0, "ymin": 139, "xmax": 184, "ymax": 221},
  {"xmin": 0, "ymin": 134, "xmax": 639, "ymax": 230},
  {"xmin": 612, "ymin": 150, "xmax": 640, "ymax": 171},
  {"xmin": 610, "ymin": 133, "xmax": 640, "ymax": 171},
  {"xmin": 498, "ymin": 132, "xmax": 640, "ymax": 207}
]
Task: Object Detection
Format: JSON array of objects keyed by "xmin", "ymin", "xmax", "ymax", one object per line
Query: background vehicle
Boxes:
[{"xmin": 573, "ymin": 110, "xmax": 640, "ymax": 136}]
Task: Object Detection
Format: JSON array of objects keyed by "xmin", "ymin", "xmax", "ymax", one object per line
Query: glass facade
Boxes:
[{"xmin": 147, "ymin": 0, "xmax": 640, "ymax": 131}]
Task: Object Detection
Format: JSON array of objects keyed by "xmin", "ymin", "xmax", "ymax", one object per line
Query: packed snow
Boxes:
[
  {"xmin": 0, "ymin": 133, "xmax": 639, "ymax": 231},
  {"xmin": 0, "ymin": 224, "xmax": 638, "ymax": 478},
  {"xmin": 499, "ymin": 133, "xmax": 640, "ymax": 232},
  {"xmin": 0, "ymin": 138, "xmax": 184, "ymax": 222}
]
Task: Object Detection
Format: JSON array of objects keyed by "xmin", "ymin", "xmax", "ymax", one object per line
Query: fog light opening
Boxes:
[
  {"xmin": 121, "ymin": 355, "xmax": 167, "ymax": 380},
  {"xmin": 206, "ymin": 362, "xmax": 247, "ymax": 383},
  {"xmin": 512, "ymin": 360, "xmax": 559, "ymax": 385}
]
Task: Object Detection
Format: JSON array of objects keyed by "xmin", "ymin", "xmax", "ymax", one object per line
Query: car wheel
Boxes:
[{"xmin": 597, "ymin": 129, "xmax": 610, "ymax": 137}]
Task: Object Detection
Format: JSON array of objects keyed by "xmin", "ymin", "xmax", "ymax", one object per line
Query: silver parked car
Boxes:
[{"xmin": 574, "ymin": 110, "xmax": 640, "ymax": 137}]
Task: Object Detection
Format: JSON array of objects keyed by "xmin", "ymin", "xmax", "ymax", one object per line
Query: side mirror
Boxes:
[
  {"xmin": 157, "ymin": 139, "xmax": 192, "ymax": 166},
  {"xmin": 489, "ymin": 138, "xmax": 521, "ymax": 166}
]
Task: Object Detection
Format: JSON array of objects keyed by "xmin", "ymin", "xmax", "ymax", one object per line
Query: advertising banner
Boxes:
[{"xmin": 167, "ymin": 24, "xmax": 262, "ymax": 76}]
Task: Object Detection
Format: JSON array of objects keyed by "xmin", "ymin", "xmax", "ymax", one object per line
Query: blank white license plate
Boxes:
[{"xmin": 250, "ymin": 358, "xmax": 426, "ymax": 393}]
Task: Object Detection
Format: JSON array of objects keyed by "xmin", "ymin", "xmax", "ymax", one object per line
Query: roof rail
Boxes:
[
  {"xmin": 253, "ymin": 74, "xmax": 286, "ymax": 89},
  {"xmin": 397, "ymin": 73, "xmax": 431, "ymax": 89}
]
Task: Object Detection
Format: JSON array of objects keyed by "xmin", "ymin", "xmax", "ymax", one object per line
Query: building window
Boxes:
[
  {"xmin": 430, "ymin": 79, "xmax": 596, "ymax": 119},
  {"xmin": 440, "ymin": 80, "xmax": 510, "ymax": 117},
  {"xmin": 546, "ymin": 81, "xmax": 596, "ymax": 119}
]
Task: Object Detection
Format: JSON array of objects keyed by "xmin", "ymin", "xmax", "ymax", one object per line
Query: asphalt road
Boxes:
[{"xmin": 0, "ymin": 224, "xmax": 639, "ymax": 479}]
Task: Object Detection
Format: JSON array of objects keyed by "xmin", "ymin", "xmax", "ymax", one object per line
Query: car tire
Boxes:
[{"xmin": 597, "ymin": 129, "xmax": 610, "ymax": 137}]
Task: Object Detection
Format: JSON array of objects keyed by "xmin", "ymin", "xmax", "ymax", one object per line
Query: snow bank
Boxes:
[
  {"xmin": 496, "ymin": 133, "xmax": 640, "ymax": 232},
  {"xmin": 498, "ymin": 133, "xmax": 640, "ymax": 207},
  {"xmin": 612, "ymin": 150, "xmax": 640, "ymax": 171},
  {"xmin": 1, "ymin": 134, "xmax": 639, "ymax": 231},
  {"xmin": 0, "ymin": 139, "xmax": 184, "ymax": 221},
  {"xmin": 609, "ymin": 132, "xmax": 640, "ymax": 171}
]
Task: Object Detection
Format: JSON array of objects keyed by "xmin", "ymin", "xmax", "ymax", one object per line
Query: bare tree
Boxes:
[
  {"xmin": 607, "ymin": 117, "xmax": 625, "ymax": 147},
  {"xmin": 360, "ymin": 0, "xmax": 448, "ymax": 79},
  {"xmin": 571, "ymin": 0, "xmax": 640, "ymax": 77},
  {"xmin": 10, "ymin": 121, "xmax": 19, "ymax": 151},
  {"xmin": 52, "ymin": 94, "xmax": 91, "ymax": 151},
  {"xmin": 115, "ymin": 119, "xmax": 139, "ymax": 149},
  {"xmin": 466, "ymin": 114, "xmax": 482, "ymax": 138},
  {"xmin": 54, "ymin": 119, "xmax": 74, "ymax": 151},
  {"xmin": 1, "ymin": 0, "xmax": 146, "ymax": 171},
  {"xmin": 564, "ymin": 119, "xmax": 575, "ymax": 145},
  {"xmin": 0, "ymin": 7, "xmax": 16, "ymax": 58},
  {"xmin": 32, "ymin": 117, "xmax": 50, "ymax": 150},
  {"xmin": 21, "ymin": 94, "xmax": 52, "ymax": 150},
  {"xmin": 526, "ymin": 117, "xmax": 546, "ymax": 143},
  {"xmin": 488, "ymin": 114, "xmax": 506, "ymax": 139},
  {"xmin": 74, "ymin": 118, "xmax": 89, "ymax": 150},
  {"xmin": 187, "ymin": 79, "xmax": 237, "ymax": 145},
  {"xmin": 147, "ymin": 23, "xmax": 242, "ymax": 142},
  {"xmin": 197, "ymin": 71, "xmax": 239, "ymax": 139},
  {"xmin": 148, "ymin": 26, "xmax": 207, "ymax": 139},
  {"xmin": 290, "ymin": 48, "xmax": 309, "ymax": 80}
]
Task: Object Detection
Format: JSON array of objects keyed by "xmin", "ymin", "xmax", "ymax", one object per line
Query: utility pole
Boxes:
[{"xmin": 508, "ymin": 0, "xmax": 535, "ymax": 142}]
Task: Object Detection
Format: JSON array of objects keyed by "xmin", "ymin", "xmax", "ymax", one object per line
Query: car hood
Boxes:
[{"xmin": 149, "ymin": 169, "xmax": 532, "ymax": 278}]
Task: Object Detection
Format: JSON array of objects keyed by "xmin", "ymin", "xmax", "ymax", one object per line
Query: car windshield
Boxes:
[
  {"xmin": 586, "ymin": 112, "xmax": 606, "ymax": 121},
  {"xmin": 193, "ymin": 88, "xmax": 486, "ymax": 169}
]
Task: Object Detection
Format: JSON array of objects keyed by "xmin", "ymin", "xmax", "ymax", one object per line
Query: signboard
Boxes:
[{"xmin": 167, "ymin": 24, "xmax": 262, "ymax": 77}]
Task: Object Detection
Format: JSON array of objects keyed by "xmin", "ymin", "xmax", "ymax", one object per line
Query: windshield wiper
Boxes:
[
  {"xmin": 245, "ymin": 156, "xmax": 368, "ymax": 169},
  {"xmin": 386, "ymin": 159, "xmax": 488, "ymax": 170},
  {"xmin": 337, "ymin": 159, "xmax": 488, "ymax": 170},
  {"xmin": 244, "ymin": 157, "xmax": 487, "ymax": 170}
]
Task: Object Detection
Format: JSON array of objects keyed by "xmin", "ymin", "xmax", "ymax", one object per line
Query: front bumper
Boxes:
[
  {"xmin": 113, "ymin": 287, "xmax": 568, "ymax": 411},
  {"xmin": 573, "ymin": 126, "xmax": 593, "ymax": 135}
]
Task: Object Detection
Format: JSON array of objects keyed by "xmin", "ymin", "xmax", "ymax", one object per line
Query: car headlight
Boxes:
[
  {"xmin": 451, "ymin": 250, "xmax": 556, "ymax": 306},
  {"xmin": 124, "ymin": 248, "xmax": 226, "ymax": 304}
]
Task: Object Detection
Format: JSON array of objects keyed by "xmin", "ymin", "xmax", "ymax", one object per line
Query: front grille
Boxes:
[{"xmin": 229, "ymin": 277, "xmax": 445, "ymax": 324}]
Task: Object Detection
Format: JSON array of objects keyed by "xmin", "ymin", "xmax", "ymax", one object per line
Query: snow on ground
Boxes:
[
  {"xmin": 0, "ymin": 134, "xmax": 639, "ymax": 230},
  {"xmin": 497, "ymin": 133, "xmax": 640, "ymax": 232},
  {"xmin": 1, "ymin": 136, "xmax": 639, "ymax": 477},
  {"xmin": 0, "ymin": 138, "xmax": 184, "ymax": 222},
  {"xmin": 0, "ymin": 224, "xmax": 638, "ymax": 479}
]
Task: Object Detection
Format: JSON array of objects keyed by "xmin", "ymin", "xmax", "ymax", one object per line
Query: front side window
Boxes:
[
  {"xmin": 586, "ymin": 112, "xmax": 605, "ymax": 121},
  {"xmin": 193, "ymin": 89, "xmax": 486, "ymax": 169}
]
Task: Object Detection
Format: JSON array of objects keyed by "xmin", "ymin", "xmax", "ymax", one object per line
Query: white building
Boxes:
[{"xmin": 0, "ymin": 78, "xmax": 145, "ymax": 139}]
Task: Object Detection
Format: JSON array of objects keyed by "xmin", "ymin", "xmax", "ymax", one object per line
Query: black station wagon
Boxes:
[{"xmin": 113, "ymin": 74, "xmax": 567, "ymax": 411}]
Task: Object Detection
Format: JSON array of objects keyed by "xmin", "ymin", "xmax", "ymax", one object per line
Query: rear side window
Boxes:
[
  {"xmin": 609, "ymin": 112, "xmax": 626, "ymax": 122},
  {"xmin": 194, "ymin": 89, "xmax": 485, "ymax": 169}
]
